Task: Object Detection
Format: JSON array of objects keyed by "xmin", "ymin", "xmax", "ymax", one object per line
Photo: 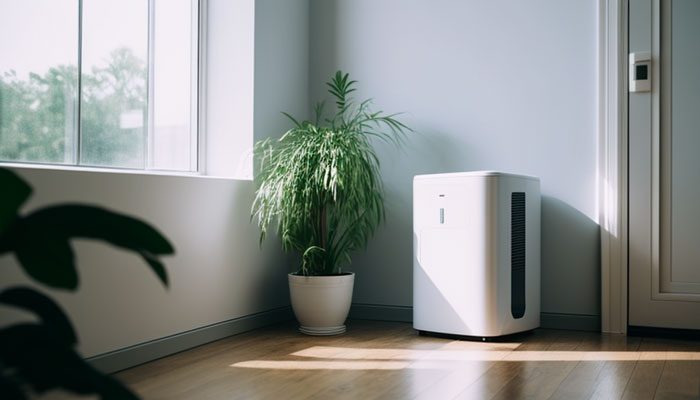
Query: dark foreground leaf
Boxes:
[
  {"xmin": 7, "ymin": 204, "xmax": 173, "ymax": 289},
  {"xmin": 0, "ymin": 169, "xmax": 31, "ymax": 234},
  {"xmin": 0, "ymin": 323, "xmax": 138, "ymax": 399},
  {"xmin": 0, "ymin": 287, "xmax": 77, "ymax": 346}
]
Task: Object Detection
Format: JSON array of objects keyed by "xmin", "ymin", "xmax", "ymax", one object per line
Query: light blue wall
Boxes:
[{"xmin": 309, "ymin": 0, "xmax": 600, "ymax": 318}]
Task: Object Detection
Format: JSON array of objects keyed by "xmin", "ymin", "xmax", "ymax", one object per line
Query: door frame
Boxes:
[{"xmin": 599, "ymin": 0, "xmax": 629, "ymax": 334}]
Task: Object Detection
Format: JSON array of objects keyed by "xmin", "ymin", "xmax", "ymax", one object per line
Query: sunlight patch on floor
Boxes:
[
  {"xmin": 231, "ymin": 360, "xmax": 410, "ymax": 370},
  {"xmin": 230, "ymin": 346, "xmax": 700, "ymax": 370},
  {"xmin": 293, "ymin": 346, "xmax": 700, "ymax": 362}
]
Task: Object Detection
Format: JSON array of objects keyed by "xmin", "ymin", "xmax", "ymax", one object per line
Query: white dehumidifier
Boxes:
[{"xmin": 413, "ymin": 171, "xmax": 540, "ymax": 338}]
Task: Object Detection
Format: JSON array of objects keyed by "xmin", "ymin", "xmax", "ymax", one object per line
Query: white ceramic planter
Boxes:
[{"xmin": 288, "ymin": 272, "xmax": 355, "ymax": 335}]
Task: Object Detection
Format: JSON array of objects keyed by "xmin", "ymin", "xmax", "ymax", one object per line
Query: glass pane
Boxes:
[
  {"xmin": 0, "ymin": 0, "xmax": 78, "ymax": 164},
  {"xmin": 80, "ymin": 0, "xmax": 148, "ymax": 168},
  {"xmin": 152, "ymin": 0, "xmax": 195, "ymax": 171}
]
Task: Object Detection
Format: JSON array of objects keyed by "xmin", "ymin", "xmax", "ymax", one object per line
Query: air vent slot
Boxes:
[{"xmin": 511, "ymin": 192, "xmax": 526, "ymax": 319}]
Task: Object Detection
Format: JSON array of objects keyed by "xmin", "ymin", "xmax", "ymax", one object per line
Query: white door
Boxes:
[{"xmin": 629, "ymin": 0, "xmax": 700, "ymax": 329}]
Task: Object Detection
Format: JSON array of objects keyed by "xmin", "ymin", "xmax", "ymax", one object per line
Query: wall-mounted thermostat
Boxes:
[{"xmin": 629, "ymin": 52, "xmax": 651, "ymax": 92}]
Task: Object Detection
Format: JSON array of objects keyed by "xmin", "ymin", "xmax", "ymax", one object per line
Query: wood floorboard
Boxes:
[
  {"xmin": 654, "ymin": 360, "xmax": 700, "ymax": 400},
  {"xmin": 548, "ymin": 358, "xmax": 606, "ymax": 400},
  {"xmin": 490, "ymin": 360, "xmax": 577, "ymax": 400},
  {"xmin": 621, "ymin": 360, "xmax": 666, "ymax": 400},
  {"xmin": 453, "ymin": 360, "xmax": 524, "ymax": 400},
  {"xmin": 588, "ymin": 360, "xmax": 638, "ymax": 400},
  {"xmin": 620, "ymin": 337, "xmax": 671, "ymax": 400},
  {"xmin": 108, "ymin": 321, "xmax": 700, "ymax": 400},
  {"xmin": 548, "ymin": 330, "xmax": 637, "ymax": 400}
]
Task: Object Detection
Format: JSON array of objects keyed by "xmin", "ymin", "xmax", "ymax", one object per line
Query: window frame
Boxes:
[{"xmin": 0, "ymin": 0, "xmax": 203, "ymax": 174}]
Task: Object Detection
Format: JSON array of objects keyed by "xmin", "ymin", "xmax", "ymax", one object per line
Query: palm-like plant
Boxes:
[{"xmin": 253, "ymin": 71, "xmax": 411, "ymax": 276}]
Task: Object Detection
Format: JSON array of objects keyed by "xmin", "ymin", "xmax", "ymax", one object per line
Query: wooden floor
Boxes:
[{"xmin": 117, "ymin": 321, "xmax": 700, "ymax": 400}]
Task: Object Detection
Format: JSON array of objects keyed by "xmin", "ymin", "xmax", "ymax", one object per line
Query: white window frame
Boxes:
[
  {"xmin": 2, "ymin": 0, "xmax": 259, "ymax": 180},
  {"xmin": 1, "ymin": 0, "xmax": 203, "ymax": 174}
]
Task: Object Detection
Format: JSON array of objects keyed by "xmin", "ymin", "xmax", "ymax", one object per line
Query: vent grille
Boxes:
[{"xmin": 511, "ymin": 192, "xmax": 526, "ymax": 319}]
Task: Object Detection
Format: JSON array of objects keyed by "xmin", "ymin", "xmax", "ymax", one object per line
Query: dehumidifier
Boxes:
[{"xmin": 413, "ymin": 171, "xmax": 540, "ymax": 338}]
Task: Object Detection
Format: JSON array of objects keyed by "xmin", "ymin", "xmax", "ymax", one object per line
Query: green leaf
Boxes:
[
  {"xmin": 0, "ymin": 324, "xmax": 139, "ymax": 399},
  {"xmin": 326, "ymin": 70, "xmax": 358, "ymax": 111},
  {"xmin": 281, "ymin": 112, "xmax": 302, "ymax": 128},
  {"xmin": 0, "ymin": 168, "xmax": 31, "ymax": 235},
  {"xmin": 138, "ymin": 250, "xmax": 168, "ymax": 286},
  {"xmin": 0, "ymin": 287, "xmax": 76, "ymax": 346},
  {"xmin": 14, "ymin": 236, "xmax": 78, "ymax": 290},
  {"xmin": 5, "ymin": 204, "xmax": 174, "ymax": 290},
  {"xmin": 28, "ymin": 205, "xmax": 174, "ymax": 254},
  {"xmin": 0, "ymin": 374, "xmax": 27, "ymax": 400},
  {"xmin": 7, "ymin": 204, "xmax": 173, "ymax": 289}
]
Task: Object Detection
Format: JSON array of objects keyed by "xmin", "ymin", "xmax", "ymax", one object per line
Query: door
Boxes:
[{"xmin": 629, "ymin": 0, "xmax": 700, "ymax": 329}]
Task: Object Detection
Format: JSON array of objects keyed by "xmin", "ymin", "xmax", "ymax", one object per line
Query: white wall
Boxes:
[
  {"xmin": 0, "ymin": 0, "xmax": 309, "ymax": 358},
  {"xmin": 255, "ymin": 0, "xmax": 309, "ymax": 143},
  {"xmin": 0, "ymin": 170, "xmax": 287, "ymax": 358},
  {"xmin": 309, "ymin": 0, "xmax": 600, "ymax": 317},
  {"xmin": 205, "ymin": 0, "xmax": 255, "ymax": 178}
]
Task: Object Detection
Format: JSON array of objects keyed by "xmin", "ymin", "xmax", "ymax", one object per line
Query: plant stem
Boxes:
[{"xmin": 319, "ymin": 201, "xmax": 327, "ymax": 273}]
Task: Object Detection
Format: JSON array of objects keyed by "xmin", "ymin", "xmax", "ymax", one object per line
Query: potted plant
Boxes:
[{"xmin": 252, "ymin": 71, "xmax": 411, "ymax": 335}]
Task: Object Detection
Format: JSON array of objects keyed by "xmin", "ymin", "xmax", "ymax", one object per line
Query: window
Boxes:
[{"xmin": 0, "ymin": 0, "xmax": 199, "ymax": 172}]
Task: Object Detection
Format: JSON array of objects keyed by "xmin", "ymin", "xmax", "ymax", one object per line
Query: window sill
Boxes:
[{"xmin": 0, "ymin": 162, "xmax": 253, "ymax": 182}]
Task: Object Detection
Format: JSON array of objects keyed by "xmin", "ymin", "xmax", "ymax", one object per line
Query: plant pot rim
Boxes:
[{"xmin": 289, "ymin": 272, "xmax": 354, "ymax": 277}]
